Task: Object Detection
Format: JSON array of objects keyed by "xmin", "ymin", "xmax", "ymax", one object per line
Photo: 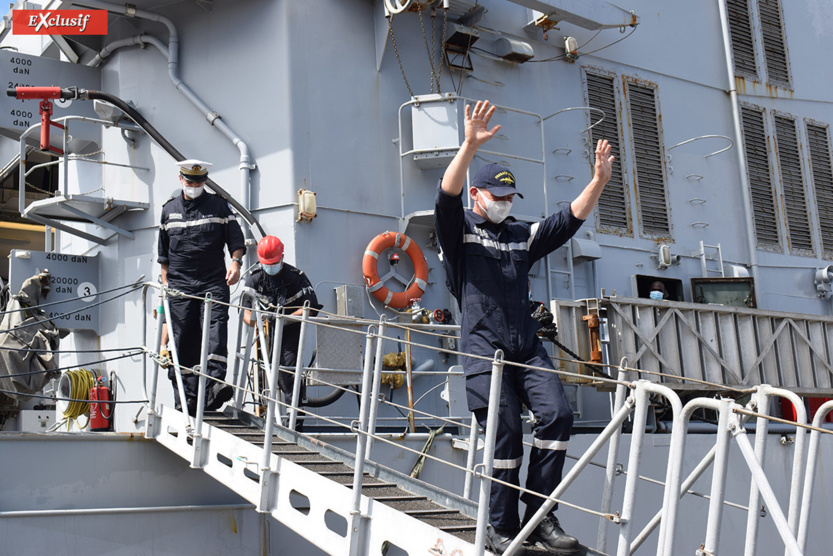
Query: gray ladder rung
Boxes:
[
  {"xmin": 371, "ymin": 495, "xmax": 427, "ymax": 502},
  {"xmin": 318, "ymin": 470, "xmax": 364, "ymax": 477},
  {"xmin": 439, "ymin": 524, "xmax": 477, "ymax": 532},
  {"xmin": 405, "ymin": 509, "xmax": 460, "ymax": 516}
]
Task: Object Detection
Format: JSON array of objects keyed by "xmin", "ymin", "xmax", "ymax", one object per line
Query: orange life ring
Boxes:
[{"xmin": 362, "ymin": 231, "xmax": 429, "ymax": 309}]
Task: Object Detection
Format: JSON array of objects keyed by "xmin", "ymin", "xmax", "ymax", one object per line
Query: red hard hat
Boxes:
[{"xmin": 257, "ymin": 235, "xmax": 284, "ymax": 264}]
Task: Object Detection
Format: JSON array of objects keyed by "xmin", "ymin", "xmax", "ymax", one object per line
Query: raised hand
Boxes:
[
  {"xmin": 593, "ymin": 139, "xmax": 614, "ymax": 185},
  {"xmin": 464, "ymin": 100, "xmax": 502, "ymax": 148}
]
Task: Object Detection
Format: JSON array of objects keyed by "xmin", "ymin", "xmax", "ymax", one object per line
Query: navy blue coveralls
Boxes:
[
  {"xmin": 242, "ymin": 264, "xmax": 322, "ymax": 395},
  {"xmin": 157, "ymin": 192, "xmax": 245, "ymax": 411},
  {"xmin": 434, "ymin": 184, "xmax": 583, "ymax": 531}
]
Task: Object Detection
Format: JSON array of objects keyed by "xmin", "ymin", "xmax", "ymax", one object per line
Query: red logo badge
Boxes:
[{"xmin": 12, "ymin": 10, "xmax": 108, "ymax": 36}]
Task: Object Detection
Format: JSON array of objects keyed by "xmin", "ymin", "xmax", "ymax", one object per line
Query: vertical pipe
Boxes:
[
  {"xmin": 630, "ymin": 446, "xmax": 718, "ymax": 552},
  {"xmin": 758, "ymin": 387, "xmax": 808, "ymax": 555},
  {"xmin": 597, "ymin": 360, "xmax": 629, "ymax": 552},
  {"xmin": 194, "ymin": 294, "xmax": 212, "ymax": 424},
  {"xmin": 616, "ymin": 382, "xmax": 650, "ymax": 556},
  {"xmin": 405, "ymin": 327, "xmax": 416, "ymax": 432},
  {"xmin": 255, "ymin": 306, "xmax": 272, "ymax": 393},
  {"xmin": 744, "ymin": 389, "xmax": 770, "ymax": 556},
  {"xmin": 288, "ymin": 303, "xmax": 311, "ymax": 431},
  {"xmin": 229, "ymin": 292, "xmax": 247, "ymax": 406},
  {"xmin": 147, "ymin": 288, "xmax": 163, "ymax": 412},
  {"xmin": 702, "ymin": 399, "xmax": 733, "ymax": 554},
  {"xmin": 473, "ymin": 351, "xmax": 505, "ymax": 556},
  {"xmin": 191, "ymin": 293, "xmax": 212, "ymax": 469},
  {"xmin": 716, "ymin": 0, "xmax": 760, "ymax": 286},
  {"xmin": 258, "ymin": 311, "xmax": 283, "ymax": 510},
  {"xmin": 163, "ymin": 295, "xmax": 191, "ymax": 428},
  {"xmin": 348, "ymin": 325, "xmax": 378, "ymax": 556},
  {"xmin": 651, "ymin": 383, "xmax": 684, "ymax": 556},
  {"xmin": 463, "ymin": 413, "xmax": 480, "ymax": 500},
  {"xmin": 366, "ymin": 317, "xmax": 388, "ymax": 458},
  {"xmin": 235, "ymin": 322, "xmax": 254, "ymax": 410},
  {"xmin": 798, "ymin": 400, "xmax": 833, "ymax": 551}
]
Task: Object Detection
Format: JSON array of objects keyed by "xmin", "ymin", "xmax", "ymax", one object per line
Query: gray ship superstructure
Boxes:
[{"xmin": 1, "ymin": 1, "xmax": 833, "ymax": 555}]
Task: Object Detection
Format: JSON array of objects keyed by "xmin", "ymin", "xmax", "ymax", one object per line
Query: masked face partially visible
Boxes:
[
  {"xmin": 180, "ymin": 175, "xmax": 207, "ymax": 199},
  {"xmin": 475, "ymin": 189, "xmax": 513, "ymax": 224},
  {"xmin": 262, "ymin": 260, "xmax": 283, "ymax": 276}
]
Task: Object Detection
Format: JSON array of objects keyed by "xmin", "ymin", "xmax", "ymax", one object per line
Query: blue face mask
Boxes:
[
  {"xmin": 262, "ymin": 262, "xmax": 282, "ymax": 276},
  {"xmin": 649, "ymin": 290, "xmax": 664, "ymax": 300}
]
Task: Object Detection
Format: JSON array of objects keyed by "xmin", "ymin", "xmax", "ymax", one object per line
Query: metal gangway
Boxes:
[{"xmin": 139, "ymin": 282, "xmax": 833, "ymax": 555}]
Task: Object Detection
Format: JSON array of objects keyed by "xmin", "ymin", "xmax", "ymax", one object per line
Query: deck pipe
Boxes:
[
  {"xmin": 73, "ymin": 0, "xmax": 262, "ymax": 246},
  {"xmin": 716, "ymin": 0, "xmax": 760, "ymax": 287}
]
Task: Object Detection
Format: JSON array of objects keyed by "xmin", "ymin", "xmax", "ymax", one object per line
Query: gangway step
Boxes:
[
  {"xmin": 194, "ymin": 409, "xmax": 612, "ymax": 554},
  {"xmin": 205, "ymin": 411, "xmax": 482, "ymax": 541}
]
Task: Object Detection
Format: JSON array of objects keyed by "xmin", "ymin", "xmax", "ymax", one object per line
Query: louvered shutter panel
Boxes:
[
  {"xmin": 773, "ymin": 116, "xmax": 811, "ymax": 251},
  {"xmin": 627, "ymin": 83, "xmax": 669, "ymax": 235},
  {"xmin": 727, "ymin": 0, "xmax": 757, "ymax": 77},
  {"xmin": 741, "ymin": 107, "xmax": 780, "ymax": 247},
  {"xmin": 759, "ymin": 0, "xmax": 790, "ymax": 86},
  {"xmin": 586, "ymin": 73, "xmax": 629, "ymax": 232},
  {"xmin": 807, "ymin": 123, "xmax": 833, "ymax": 257}
]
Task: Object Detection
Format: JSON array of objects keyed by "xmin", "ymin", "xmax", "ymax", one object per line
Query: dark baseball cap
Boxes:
[{"xmin": 471, "ymin": 163, "xmax": 523, "ymax": 198}]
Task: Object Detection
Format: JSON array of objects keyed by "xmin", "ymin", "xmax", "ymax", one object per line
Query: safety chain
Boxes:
[
  {"xmin": 417, "ymin": 6, "xmax": 437, "ymax": 93},
  {"xmin": 437, "ymin": 5, "xmax": 447, "ymax": 93},
  {"xmin": 388, "ymin": 14, "xmax": 415, "ymax": 98},
  {"xmin": 25, "ymin": 180, "xmax": 56, "ymax": 196}
]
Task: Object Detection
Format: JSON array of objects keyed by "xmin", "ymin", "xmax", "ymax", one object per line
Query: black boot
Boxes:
[
  {"xmin": 486, "ymin": 525, "xmax": 517, "ymax": 555},
  {"xmin": 525, "ymin": 513, "xmax": 580, "ymax": 554},
  {"xmin": 205, "ymin": 382, "xmax": 233, "ymax": 411}
]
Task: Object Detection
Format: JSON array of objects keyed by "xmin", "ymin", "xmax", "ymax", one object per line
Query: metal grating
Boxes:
[
  {"xmin": 586, "ymin": 72, "xmax": 629, "ymax": 232},
  {"xmin": 774, "ymin": 116, "xmax": 812, "ymax": 252},
  {"xmin": 627, "ymin": 82, "xmax": 669, "ymax": 236},
  {"xmin": 759, "ymin": 0, "xmax": 790, "ymax": 86},
  {"xmin": 558, "ymin": 297, "xmax": 833, "ymax": 395},
  {"xmin": 727, "ymin": 0, "xmax": 757, "ymax": 77},
  {"xmin": 807, "ymin": 123, "xmax": 833, "ymax": 258},
  {"xmin": 741, "ymin": 106, "xmax": 780, "ymax": 247}
]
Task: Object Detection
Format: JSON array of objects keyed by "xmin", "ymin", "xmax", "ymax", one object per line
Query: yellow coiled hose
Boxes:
[{"xmin": 60, "ymin": 369, "xmax": 96, "ymax": 430}]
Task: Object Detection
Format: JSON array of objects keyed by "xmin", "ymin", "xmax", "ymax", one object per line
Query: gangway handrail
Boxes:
[{"xmin": 140, "ymin": 283, "xmax": 831, "ymax": 556}]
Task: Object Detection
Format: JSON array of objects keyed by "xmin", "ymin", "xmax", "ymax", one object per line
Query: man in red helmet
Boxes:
[{"xmin": 242, "ymin": 235, "xmax": 322, "ymax": 429}]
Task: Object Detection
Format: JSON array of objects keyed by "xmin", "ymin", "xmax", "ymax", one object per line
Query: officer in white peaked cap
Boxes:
[{"xmin": 158, "ymin": 159, "xmax": 245, "ymax": 416}]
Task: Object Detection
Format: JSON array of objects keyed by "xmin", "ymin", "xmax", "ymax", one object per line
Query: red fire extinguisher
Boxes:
[{"xmin": 89, "ymin": 376, "xmax": 112, "ymax": 431}]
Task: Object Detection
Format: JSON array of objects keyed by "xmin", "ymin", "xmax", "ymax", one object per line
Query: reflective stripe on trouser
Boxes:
[
  {"xmin": 167, "ymin": 281, "xmax": 230, "ymax": 405},
  {"xmin": 472, "ymin": 359, "xmax": 573, "ymax": 531}
]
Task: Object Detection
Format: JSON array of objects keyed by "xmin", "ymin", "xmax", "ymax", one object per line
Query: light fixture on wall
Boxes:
[
  {"xmin": 297, "ymin": 189, "xmax": 317, "ymax": 222},
  {"xmin": 815, "ymin": 266, "xmax": 833, "ymax": 298},
  {"xmin": 656, "ymin": 244, "xmax": 680, "ymax": 270}
]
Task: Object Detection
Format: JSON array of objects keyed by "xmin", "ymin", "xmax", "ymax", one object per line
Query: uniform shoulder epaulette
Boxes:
[{"xmin": 163, "ymin": 196, "xmax": 176, "ymax": 206}]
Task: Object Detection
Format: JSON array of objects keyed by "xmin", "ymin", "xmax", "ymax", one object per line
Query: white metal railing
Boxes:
[{"xmin": 138, "ymin": 282, "xmax": 833, "ymax": 556}]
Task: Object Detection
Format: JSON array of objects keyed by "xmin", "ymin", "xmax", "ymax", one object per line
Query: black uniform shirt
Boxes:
[
  {"xmin": 434, "ymin": 182, "xmax": 584, "ymax": 376},
  {"xmin": 157, "ymin": 192, "xmax": 245, "ymax": 285},
  {"xmin": 242, "ymin": 264, "xmax": 322, "ymax": 325}
]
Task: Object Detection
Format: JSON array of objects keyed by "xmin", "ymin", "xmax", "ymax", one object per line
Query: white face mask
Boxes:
[
  {"xmin": 477, "ymin": 193, "xmax": 512, "ymax": 224},
  {"xmin": 262, "ymin": 262, "xmax": 282, "ymax": 276},
  {"xmin": 183, "ymin": 185, "xmax": 204, "ymax": 199}
]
